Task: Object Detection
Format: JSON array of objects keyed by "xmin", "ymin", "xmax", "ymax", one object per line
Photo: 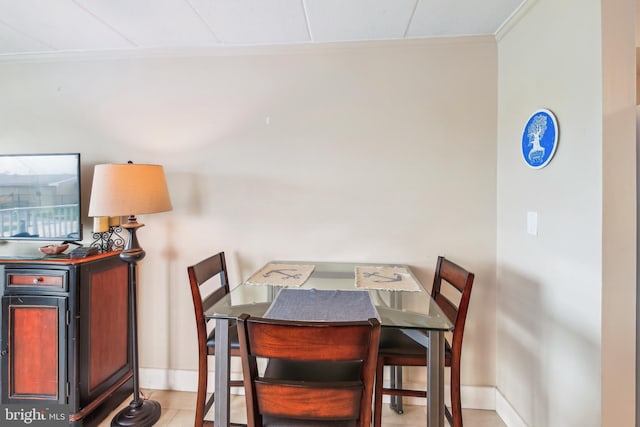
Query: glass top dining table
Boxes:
[{"xmin": 205, "ymin": 260, "xmax": 453, "ymax": 427}]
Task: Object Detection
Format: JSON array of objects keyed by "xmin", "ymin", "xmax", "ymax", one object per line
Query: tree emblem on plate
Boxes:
[{"xmin": 522, "ymin": 109, "xmax": 558, "ymax": 169}]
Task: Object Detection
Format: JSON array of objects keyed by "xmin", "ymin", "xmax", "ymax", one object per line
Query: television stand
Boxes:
[{"xmin": 0, "ymin": 251, "xmax": 133, "ymax": 426}]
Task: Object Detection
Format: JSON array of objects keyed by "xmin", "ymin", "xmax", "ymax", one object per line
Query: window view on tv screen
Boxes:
[{"xmin": 0, "ymin": 153, "xmax": 81, "ymax": 241}]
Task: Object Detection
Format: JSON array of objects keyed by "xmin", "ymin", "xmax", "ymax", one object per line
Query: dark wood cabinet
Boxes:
[{"xmin": 0, "ymin": 252, "xmax": 133, "ymax": 426}]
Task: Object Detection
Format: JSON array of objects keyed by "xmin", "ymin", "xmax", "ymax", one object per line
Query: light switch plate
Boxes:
[{"xmin": 527, "ymin": 212, "xmax": 538, "ymax": 236}]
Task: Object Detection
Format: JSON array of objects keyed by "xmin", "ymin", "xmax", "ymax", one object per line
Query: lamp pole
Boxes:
[{"xmin": 111, "ymin": 217, "xmax": 161, "ymax": 427}]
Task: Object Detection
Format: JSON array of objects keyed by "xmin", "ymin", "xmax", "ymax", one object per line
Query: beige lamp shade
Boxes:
[{"xmin": 88, "ymin": 163, "xmax": 173, "ymax": 217}]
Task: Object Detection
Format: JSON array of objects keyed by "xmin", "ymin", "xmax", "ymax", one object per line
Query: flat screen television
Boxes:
[{"xmin": 0, "ymin": 153, "xmax": 82, "ymax": 242}]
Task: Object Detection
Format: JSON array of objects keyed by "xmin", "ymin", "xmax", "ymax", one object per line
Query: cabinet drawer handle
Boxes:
[{"xmin": 33, "ymin": 277, "xmax": 43, "ymax": 284}]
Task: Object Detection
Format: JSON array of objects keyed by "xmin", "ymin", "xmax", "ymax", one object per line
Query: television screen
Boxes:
[{"xmin": 0, "ymin": 153, "xmax": 82, "ymax": 242}]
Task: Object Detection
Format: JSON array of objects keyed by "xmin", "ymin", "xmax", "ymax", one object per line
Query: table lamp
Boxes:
[{"xmin": 88, "ymin": 161, "xmax": 172, "ymax": 426}]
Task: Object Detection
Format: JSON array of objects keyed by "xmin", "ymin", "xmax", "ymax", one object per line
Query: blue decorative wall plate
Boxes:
[{"xmin": 521, "ymin": 109, "xmax": 558, "ymax": 169}]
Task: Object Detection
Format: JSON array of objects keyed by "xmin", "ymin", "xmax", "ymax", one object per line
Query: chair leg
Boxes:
[
  {"xmin": 450, "ymin": 362, "xmax": 462, "ymax": 427},
  {"xmin": 194, "ymin": 387, "xmax": 206, "ymax": 427},
  {"xmin": 389, "ymin": 366, "xmax": 404, "ymax": 414},
  {"xmin": 195, "ymin": 353, "xmax": 208, "ymax": 427},
  {"xmin": 373, "ymin": 358, "xmax": 385, "ymax": 427}
]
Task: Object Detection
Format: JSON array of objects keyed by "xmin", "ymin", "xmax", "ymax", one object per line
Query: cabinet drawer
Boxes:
[{"xmin": 5, "ymin": 270, "xmax": 68, "ymax": 292}]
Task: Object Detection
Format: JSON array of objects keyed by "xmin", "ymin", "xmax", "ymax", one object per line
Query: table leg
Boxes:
[
  {"xmin": 427, "ymin": 330, "xmax": 445, "ymax": 427},
  {"xmin": 388, "ymin": 290, "xmax": 404, "ymax": 413},
  {"xmin": 389, "ymin": 366, "xmax": 404, "ymax": 414},
  {"xmin": 214, "ymin": 318, "xmax": 231, "ymax": 427}
]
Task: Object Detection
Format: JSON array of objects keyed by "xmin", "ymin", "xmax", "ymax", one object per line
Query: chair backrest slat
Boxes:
[
  {"xmin": 434, "ymin": 293, "xmax": 459, "ymax": 324},
  {"xmin": 246, "ymin": 319, "xmax": 375, "ymax": 361},
  {"xmin": 438, "ymin": 259, "xmax": 470, "ymax": 293},
  {"xmin": 255, "ymin": 380, "xmax": 362, "ymax": 419},
  {"xmin": 201, "ymin": 287, "xmax": 229, "ymax": 312}
]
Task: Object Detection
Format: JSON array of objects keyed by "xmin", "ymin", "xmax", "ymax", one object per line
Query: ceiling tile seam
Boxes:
[
  {"xmin": 495, "ymin": 0, "xmax": 533, "ymax": 41},
  {"xmin": 0, "ymin": 18, "xmax": 55, "ymax": 50},
  {"xmin": 185, "ymin": 0, "xmax": 222, "ymax": 44},
  {"xmin": 301, "ymin": 0, "xmax": 314, "ymax": 42},
  {"xmin": 71, "ymin": 0, "xmax": 137, "ymax": 47},
  {"xmin": 403, "ymin": 0, "xmax": 420, "ymax": 38}
]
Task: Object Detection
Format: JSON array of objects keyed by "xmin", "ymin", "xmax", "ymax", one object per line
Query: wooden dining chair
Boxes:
[
  {"xmin": 237, "ymin": 313, "xmax": 381, "ymax": 427},
  {"xmin": 373, "ymin": 256, "xmax": 475, "ymax": 427},
  {"xmin": 187, "ymin": 252, "xmax": 245, "ymax": 427}
]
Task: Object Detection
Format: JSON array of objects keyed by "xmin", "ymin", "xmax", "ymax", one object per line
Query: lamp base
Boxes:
[{"xmin": 110, "ymin": 399, "xmax": 161, "ymax": 426}]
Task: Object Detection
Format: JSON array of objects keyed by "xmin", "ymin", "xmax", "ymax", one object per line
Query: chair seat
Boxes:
[
  {"xmin": 378, "ymin": 328, "xmax": 451, "ymax": 365},
  {"xmin": 206, "ymin": 320, "xmax": 241, "ymax": 351}
]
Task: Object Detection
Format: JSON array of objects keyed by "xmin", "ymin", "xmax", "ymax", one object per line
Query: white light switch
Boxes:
[{"xmin": 527, "ymin": 212, "xmax": 538, "ymax": 236}]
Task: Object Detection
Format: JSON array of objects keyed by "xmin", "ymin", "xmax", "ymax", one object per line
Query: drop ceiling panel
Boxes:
[
  {"xmin": 191, "ymin": 0, "xmax": 311, "ymax": 45},
  {"xmin": 0, "ymin": 0, "xmax": 132, "ymax": 51},
  {"xmin": 0, "ymin": 22, "xmax": 52, "ymax": 54},
  {"xmin": 304, "ymin": 0, "xmax": 418, "ymax": 42},
  {"xmin": 74, "ymin": 0, "xmax": 219, "ymax": 47},
  {"xmin": 408, "ymin": 0, "xmax": 524, "ymax": 37}
]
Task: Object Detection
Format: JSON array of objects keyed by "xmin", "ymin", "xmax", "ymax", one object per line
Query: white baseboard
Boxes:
[
  {"xmin": 139, "ymin": 368, "xmax": 244, "ymax": 394},
  {"xmin": 384, "ymin": 384, "xmax": 496, "ymax": 411},
  {"xmin": 140, "ymin": 368, "xmax": 524, "ymax": 426},
  {"xmin": 457, "ymin": 385, "xmax": 497, "ymax": 410},
  {"xmin": 495, "ymin": 389, "xmax": 528, "ymax": 427}
]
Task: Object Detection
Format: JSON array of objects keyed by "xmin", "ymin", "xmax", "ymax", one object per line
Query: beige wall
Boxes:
[
  {"xmin": 0, "ymin": 39, "xmax": 498, "ymax": 390},
  {"xmin": 602, "ymin": 0, "xmax": 637, "ymax": 424},
  {"xmin": 497, "ymin": 0, "xmax": 636, "ymax": 426}
]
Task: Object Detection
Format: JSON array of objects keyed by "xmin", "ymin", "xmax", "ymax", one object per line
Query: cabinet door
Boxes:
[
  {"xmin": 78, "ymin": 260, "xmax": 129, "ymax": 406},
  {"xmin": 1, "ymin": 295, "xmax": 67, "ymax": 404}
]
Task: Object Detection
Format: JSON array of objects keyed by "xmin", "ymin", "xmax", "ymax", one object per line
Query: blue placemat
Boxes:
[{"xmin": 264, "ymin": 288, "xmax": 379, "ymax": 322}]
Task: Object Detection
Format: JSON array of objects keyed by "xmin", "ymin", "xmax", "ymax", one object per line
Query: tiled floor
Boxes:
[{"xmin": 99, "ymin": 389, "xmax": 507, "ymax": 427}]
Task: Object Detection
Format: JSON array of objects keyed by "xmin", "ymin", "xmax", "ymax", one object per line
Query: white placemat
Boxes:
[
  {"xmin": 246, "ymin": 263, "xmax": 315, "ymax": 287},
  {"xmin": 354, "ymin": 266, "xmax": 421, "ymax": 291}
]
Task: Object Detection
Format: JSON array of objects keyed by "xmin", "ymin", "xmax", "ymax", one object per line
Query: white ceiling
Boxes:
[{"xmin": 0, "ymin": 0, "xmax": 526, "ymax": 57}]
